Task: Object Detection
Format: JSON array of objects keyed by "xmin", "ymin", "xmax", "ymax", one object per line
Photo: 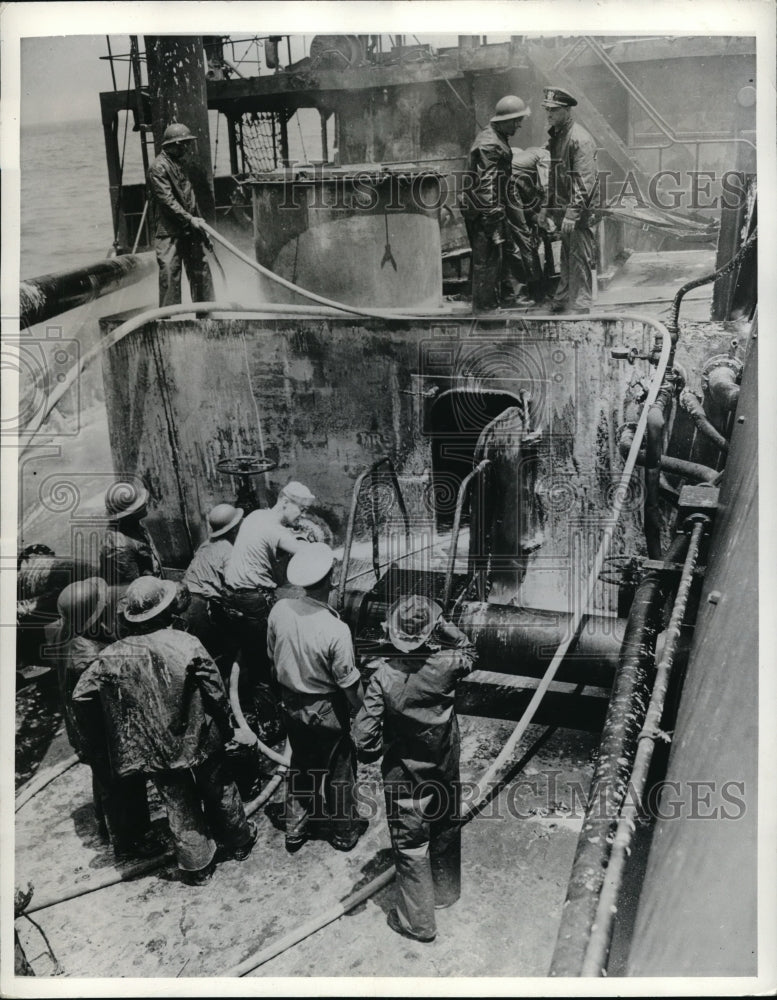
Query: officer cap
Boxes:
[{"xmin": 542, "ymin": 86, "xmax": 578, "ymax": 108}]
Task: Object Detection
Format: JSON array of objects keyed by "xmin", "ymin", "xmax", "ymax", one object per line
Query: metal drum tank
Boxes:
[{"xmin": 249, "ymin": 168, "xmax": 443, "ymax": 309}]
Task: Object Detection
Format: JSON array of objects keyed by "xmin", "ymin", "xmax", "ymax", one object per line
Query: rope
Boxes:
[{"xmin": 15, "ymin": 755, "xmax": 80, "ymax": 813}]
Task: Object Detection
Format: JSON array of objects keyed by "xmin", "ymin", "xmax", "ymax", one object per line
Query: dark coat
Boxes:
[
  {"xmin": 546, "ymin": 118, "xmax": 597, "ymax": 224},
  {"xmin": 147, "ymin": 150, "xmax": 200, "ymax": 238},
  {"xmin": 353, "ymin": 626, "xmax": 475, "ymax": 788},
  {"xmin": 460, "ymin": 124, "xmax": 514, "ymax": 231},
  {"xmin": 72, "ymin": 629, "xmax": 232, "ymax": 777}
]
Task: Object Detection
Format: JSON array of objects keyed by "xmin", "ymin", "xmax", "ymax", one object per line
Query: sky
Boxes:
[{"xmin": 17, "ymin": 32, "xmax": 469, "ymax": 128}]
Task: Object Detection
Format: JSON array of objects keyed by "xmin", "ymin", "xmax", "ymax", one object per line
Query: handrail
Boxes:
[
  {"xmin": 442, "ymin": 459, "xmax": 491, "ymax": 614},
  {"xmin": 336, "ymin": 456, "xmax": 411, "ymax": 611}
]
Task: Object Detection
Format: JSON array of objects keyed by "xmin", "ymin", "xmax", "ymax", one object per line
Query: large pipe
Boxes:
[
  {"xmin": 618, "ymin": 426, "xmax": 719, "ymax": 484},
  {"xmin": 549, "ymin": 531, "xmax": 690, "ymax": 977},
  {"xmin": 19, "ymin": 254, "xmax": 155, "ymax": 329},
  {"xmin": 581, "ymin": 517, "xmax": 708, "ymax": 975},
  {"xmin": 350, "ymin": 595, "xmax": 624, "ymax": 687},
  {"xmin": 644, "ymin": 377, "xmax": 676, "ymax": 559},
  {"xmin": 679, "ymin": 388, "xmax": 729, "ymax": 453},
  {"xmin": 705, "ymin": 365, "xmax": 740, "ymax": 414}
]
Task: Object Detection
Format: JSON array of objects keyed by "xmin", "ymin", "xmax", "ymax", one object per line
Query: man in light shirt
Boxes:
[
  {"xmin": 266, "ymin": 543, "xmax": 365, "ymax": 854},
  {"xmin": 222, "ymin": 482, "xmax": 315, "ymax": 742}
]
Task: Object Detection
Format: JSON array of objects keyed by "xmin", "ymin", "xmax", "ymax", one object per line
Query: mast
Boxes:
[{"xmin": 144, "ymin": 35, "xmax": 215, "ymax": 222}]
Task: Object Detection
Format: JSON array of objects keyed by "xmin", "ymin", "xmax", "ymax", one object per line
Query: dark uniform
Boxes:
[
  {"xmin": 545, "ymin": 111, "xmax": 597, "ymax": 311},
  {"xmin": 460, "ymin": 124, "xmax": 514, "ymax": 310},
  {"xmin": 147, "ymin": 149, "xmax": 214, "ymax": 307},
  {"xmin": 73, "ymin": 628, "xmax": 252, "ymax": 877},
  {"xmin": 55, "ymin": 628, "xmax": 153, "ymax": 853},
  {"xmin": 353, "ymin": 617, "xmax": 476, "ymax": 941}
]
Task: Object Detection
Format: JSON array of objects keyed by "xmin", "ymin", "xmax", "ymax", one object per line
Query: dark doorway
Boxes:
[{"xmin": 428, "ymin": 389, "xmax": 521, "ymax": 526}]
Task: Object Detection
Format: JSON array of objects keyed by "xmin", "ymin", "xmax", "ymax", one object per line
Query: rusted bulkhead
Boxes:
[
  {"xmin": 249, "ymin": 170, "xmax": 443, "ymax": 308},
  {"xmin": 99, "ymin": 313, "xmax": 742, "ymax": 616}
]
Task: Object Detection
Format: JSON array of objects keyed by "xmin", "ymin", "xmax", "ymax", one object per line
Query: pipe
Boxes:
[
  {"xmin": 667, "ymin": 227, "xmax": 757, "ymax": 338},
  {"xmin": 352, "ymin": 595, "xmax": 624, "ymax": 687},
  {"xmin": 618, "ymin": 427, "xmax": 719, "ymax": 484},
  {"xmin": 15, "ymin": 755, "xmax": 80, "ymax": 813},
  {"xmin": 644, "ymin": 377, "xmax": 675, "ymax": 559},
  {"xmin": 19, "ymin": 254, "xmax": 156, "ymax": 329},
  {"xmin": 442, "ymin": 459, "xmax": 490, "ymax": 613},
  {"xmin": 706, "ymin": 365, "xmax": 740, "ymax": 414},
  {"xmin": 679, "ymin": 388, "xmax": 729, "ymax": 453},
  {"xmin": 337, "ymin": 456, "xmax": 410, "ymax": 612},
  {"xmin": 549, "ymin": 531, "xmax": 690, "ymax": 977},
  {"xmin": 20, "ymin": 770, "xmax": 284, "ymax": 917},
  {"xmin": 581, "ymin": 517, "xmax": 707, "ymax": 976}
]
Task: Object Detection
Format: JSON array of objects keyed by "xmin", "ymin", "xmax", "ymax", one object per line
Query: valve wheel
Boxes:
[{"xmin": 217, "ymin": 454, "xmax": 278, "ymax": 477}]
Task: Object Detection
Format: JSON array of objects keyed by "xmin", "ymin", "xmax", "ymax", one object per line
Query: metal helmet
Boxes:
[
  {"xmin": 162, "ymin": 123, "xmax": 196, "ymax": 146},
  {"xmin": 491, "ymin": 95, "xmax": 531, "ymax": 123},
  {"xmin": 56, "ymin": 577, "xmax": 108, "ymax": 634},
  {"xmin": 123, "ymin": 577, "xmax": 178, "ymax": 623},
  {"xmin": 207, "ymin": 503, "xmax": 244, "ymax": 539},
  {"xmin": 105, "ymin": 481, "xmax": 148, "ymax": 520}
]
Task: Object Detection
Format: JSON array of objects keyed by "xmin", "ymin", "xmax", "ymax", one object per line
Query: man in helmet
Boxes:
[
  {"xmin": 222, "ymin": 482, "xmax": 316, "ymax": 744},
  {"xmin": 537, "ymin": 86, "xmax": 598, "ymax": 314},
  {"xmin": 99, "ymin": 480, "xmax": 163, "ymax": 638},
  {"xmin": 72, "ymin": 576, "xmax": 257, "ymax": 886},
  {"xmin": 182, "ymin": 502, "xmax": 244, "ymax": 669},
  {"xmin": 147, "ymin": 122, "xmax": 215, "ymax": 308},
  {"xmin": 100, "ymin": 481, "xmax": 162, "ymax": 586},
  {"xmin": 459, "ymin": 95, "xmax": 531, "ymax": 310},
  {"xmin": 51, "ymin": 577, "xmax": 162, "ymax": 860},
  {"xmin": 352, "ymin": 595, "xmax": 476, "ymax": 942},
  {"xmin": 265, "ymin": 543, "xmax": 365, "ymax": 854}
]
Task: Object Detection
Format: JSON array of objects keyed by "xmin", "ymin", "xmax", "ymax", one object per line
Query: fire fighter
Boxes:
[
  {"xmin": 538, "ymin": 86, "xmax": 598, "ymax": 314},
  {"xmin": 222, "ymin": 482, "xmax": 315, "ymax": 742},
  {"xmin": 460, "ymin": 94, "xmax": 531, "ymax": 310},
  {"xmin": 51, "ymin": 578, "xmax": 162, "ymax": 859},
  {"xmin": 266, "ymin": 543, "xmax": 366, "ymax": 854},
  {"xmin": 181, "ymin": 502, "xmax": 243, "ymax": 671},
  {"xmin": 352, "ymin": 595, "xmax": 476, "ymax": 942},
  {"xmin": 147, "ymin": 122, "xmax": 215, "ymax": 308},
  {"xmin": 99, "ymin": 481, "xmax": 162, "ymax": 586},
  {"xmin": 72, "ymin": 576, "xmax": 257, "ymax": 886}
]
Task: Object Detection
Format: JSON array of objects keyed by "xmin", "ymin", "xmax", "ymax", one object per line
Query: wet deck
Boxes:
[{"xmin": 15, "ymin": 716, "xmax": 596, "ymax": 979}]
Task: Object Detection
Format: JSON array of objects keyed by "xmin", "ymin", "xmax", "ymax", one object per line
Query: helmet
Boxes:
[
  {"xmin": 123, "ymin": 577, "xmax": 178, "ymax": 623},
  {"xmin": 105, "ymin": 481, "xmax": 148, "ymax": 520},
  {"xmin": 387, "ymin": 595, "xmax": 442, "ymax": 653},
  {"xmin": 162, "ymin": 123, "xmax": 196, "ymax": 146},
  {"xmin": 286, "ymin": 542, "xmax": 334, "ymax": 588},
  {"xmin": 491, "ymin": 95, "xmax": 531, "ymax": 123},
  {"xmin": 56, "ymin": 577, "xmax": 108, "ymax": 635},
  {"xmin": 207, "ymin": 503, "xmax": 243, "ymax": 539}
]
